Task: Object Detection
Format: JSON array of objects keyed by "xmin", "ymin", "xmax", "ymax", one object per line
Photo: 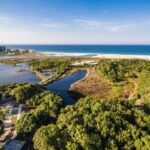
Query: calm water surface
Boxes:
[
  {"xmin": 0, "ymin": 62, "xmax": 41, "ymax": 84},
  {"xmin": 46, "ymin": 70, "xmax": 87, "ymax": 104},
  {"xmin": 0, "ymin": 63, "xmax": 87, "ymax": 104}
]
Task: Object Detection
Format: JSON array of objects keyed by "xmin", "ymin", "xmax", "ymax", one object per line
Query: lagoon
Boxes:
[
  {"xmin": 0, "ymin": 62, "xmax": 41, "ymax": 85},
  {"xmin": 46, "ymin": 70, "xmax": 87, "ymax": 104},
  {"xmin": 0, "ymin": 61, "xmax": 87, "ymax": 104}
]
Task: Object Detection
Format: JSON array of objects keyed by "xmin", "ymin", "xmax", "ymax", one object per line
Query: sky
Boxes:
[{"xmin": 0, "ymin": 0, "xmax": 150, "ymax": 44}]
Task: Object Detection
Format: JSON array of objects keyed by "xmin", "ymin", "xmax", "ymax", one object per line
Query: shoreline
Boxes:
[
  {"xmin": 70, "ymin": 69, "xmax": 89, "ymax": 89},
  {"xmin": 0, "ymin": 51, "xmax": 150, "ymax": 60},
  {"xmin": 39, "ymin": 52, "xmax": 150, "ymax": 60}
]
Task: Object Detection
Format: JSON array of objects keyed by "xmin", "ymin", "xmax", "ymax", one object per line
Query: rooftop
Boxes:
[{"xmin": 4, "ymin": 139, "xmax": 26, "ymax": 150}]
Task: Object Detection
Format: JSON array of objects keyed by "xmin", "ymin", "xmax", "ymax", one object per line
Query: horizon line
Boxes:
[{"xmin": 2, "ymin": 43, "xmax": 150, "ymax": 46}]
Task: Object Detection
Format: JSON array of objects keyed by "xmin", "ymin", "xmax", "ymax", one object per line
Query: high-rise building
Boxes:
[{"xmin": 0, "ymin": 46, "xmax": 6, "ymax": 53}]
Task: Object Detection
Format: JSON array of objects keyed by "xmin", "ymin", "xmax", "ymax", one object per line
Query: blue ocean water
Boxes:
[{"xmin": 6, "ymin": 45, "xmax": 150, "ymax": 55}]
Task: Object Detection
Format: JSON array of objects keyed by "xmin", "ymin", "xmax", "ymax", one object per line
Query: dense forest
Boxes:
[
  {"xmin": 0, "ymin": 83, "xmax": 63, "ymax": 141},
  {"xmin": 30, "ymin": 58, "xmax": 72, "ymax": 73},
  {"xmin": 0, "ymin": 109, "xmax": 7, "ymax": 136},
  {"xmin": 1, "ymin": 83, "xmax": 149, "ymax": 149},
  {"xmin": 0, "ymin": 58, "xmax": 150, "ymax": 149},
  {"xmin": 97, "ymin": 59, "xmax": 150, "ymax": 103},
  {"xmin": 97, "ymin": 59, "xmax": 150, "ymax": 83},
  {"xmin": 33, "ymin": 98, "xmax": 150, "ymax": 150}
]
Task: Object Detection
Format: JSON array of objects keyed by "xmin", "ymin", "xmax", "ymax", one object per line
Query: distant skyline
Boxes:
[{"xmin": 0, "ymin": 0, "xmax": 150, "ymax": 44}]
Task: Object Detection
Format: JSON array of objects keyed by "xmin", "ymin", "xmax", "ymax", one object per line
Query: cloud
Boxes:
[
  {"xmin": 74, "ymin": 19, "xmax": 134, "ymax": 32},
  {"xmin": 39, "ymin": 22, "xmax": 66, "ymax": 29},
  {"xmin": 104, "ymin": 24, "xmax": 130, "ymax": 32},
  {"xmin": 0, "ymin": 30, "xmax": 34, "ymax": 35}
]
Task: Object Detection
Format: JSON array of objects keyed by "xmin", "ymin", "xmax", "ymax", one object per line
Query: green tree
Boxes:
[
  {"xmin": 0, "ymin": 108, "xmax": 7, "ymax": 135},
  {"xmin": 33, "ymin": 98, "xmax": 150, "ymax": 149}
]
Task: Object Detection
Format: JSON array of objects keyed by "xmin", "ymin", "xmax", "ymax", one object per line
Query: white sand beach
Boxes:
[
  {"xmin": 39, "ymin": 52, "xmax": 150, "ymax": 60},
  {"xmin": 39, "ymin": 52, "xmax": 91, "ymax": 57},
  {"xmin": 93, "ymin": 54, "xmax": 150, "ymax": 60}
]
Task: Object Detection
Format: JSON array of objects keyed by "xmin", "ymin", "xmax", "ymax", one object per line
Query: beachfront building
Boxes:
[
  {"xmin": 7, "ymin": 48, "xmax": 33, "ymax": 54},
  {"xmin": 71, "ymin": 60, "xmax": 98, "ymax": 66},
  {"xmin": 0, "ymin": 46, "xmax": 6, "ymax": 53}
]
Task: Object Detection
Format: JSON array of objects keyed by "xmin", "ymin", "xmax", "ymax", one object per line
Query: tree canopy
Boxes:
[
  {"xmin": 0, "ymin": 108, "xmax": 7, "ymax": 135},
  {"xmin": 97, "ymin": 59, "xmax": 150, "ymax": 83},
  {"xmin": 15, "ymin": 91, "xmax": 63, "ymax": 140},
  {"xmin": 33, "ymin": 98, "xmax": 150, "ymax": 150},
  {"xmin": 30, "ymin": 58, "xmax": 71, "ymax": 72}
]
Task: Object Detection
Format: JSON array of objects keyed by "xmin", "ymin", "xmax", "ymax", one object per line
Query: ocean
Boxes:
[{"xmin": 6, "ymin": 45, "xmax": 150, "ymax": 55}]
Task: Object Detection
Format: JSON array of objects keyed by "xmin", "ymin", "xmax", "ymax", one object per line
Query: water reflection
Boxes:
[
  {"xmin": 46, "ymin": 70, "xmax": 87, "ymax": 104},
  {"xmin": 0, "ymin": 62, "xmax": 41, "ymax": 85}
]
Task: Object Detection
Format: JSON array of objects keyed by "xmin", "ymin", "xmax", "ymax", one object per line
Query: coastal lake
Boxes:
[
  {"xmin": 0, "ymin": 62, "xmax": 87, "ymax": 104},
  {"xmin": 0, "ymin": 62, "xmax": 41, "ymax": 84},
  {"xmin": 46, "ymin": 70, "xmax": 87, "ymax": 104}
]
